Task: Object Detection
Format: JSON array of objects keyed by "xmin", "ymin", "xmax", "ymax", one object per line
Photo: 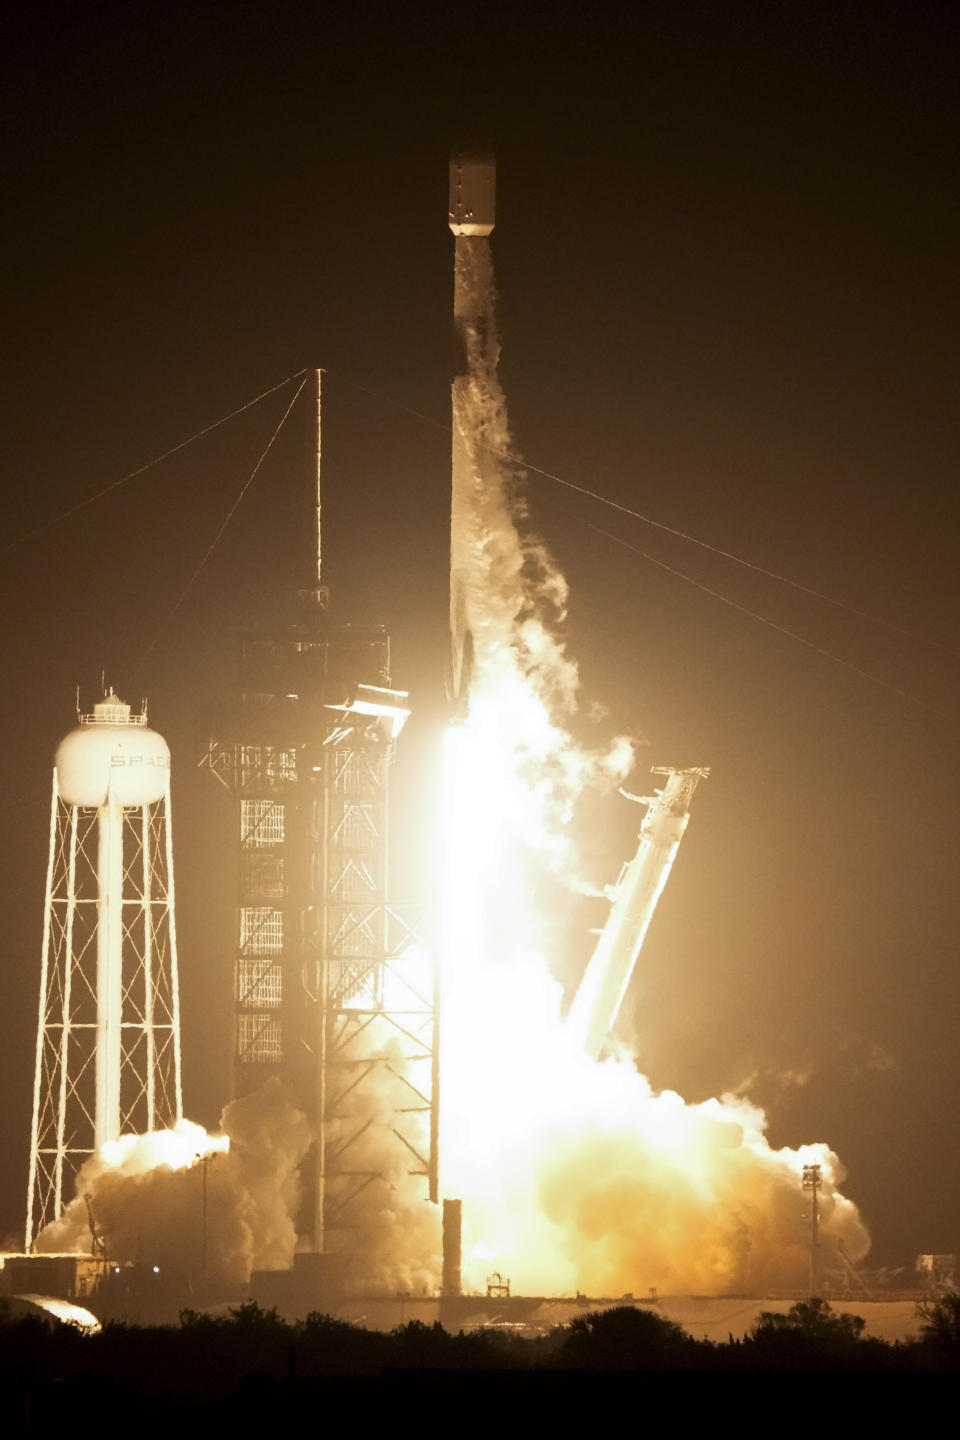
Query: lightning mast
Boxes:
[
  {"xmin": 200, "ymin": 370, "xmax": 433, "ymax": 1264},
  {"xmin": 803, "ymin": 1162, "xmax": 823, "ymax": 1296},
  {"xmin": 567, "ymin": 767, "xmax": 709, "ymax": 1060}
]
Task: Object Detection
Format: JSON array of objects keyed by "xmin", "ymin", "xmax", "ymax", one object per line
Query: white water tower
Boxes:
[{"xmin": 26, "ymin": 690, "xmax": 183, "ymax": 1249}]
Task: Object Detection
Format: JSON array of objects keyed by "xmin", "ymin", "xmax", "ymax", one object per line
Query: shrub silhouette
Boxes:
[
  {"xmin": 554, "ymin": 1305, "xmax": 693, "ymax": 1369},
  {"xmin": 745, "ymin": 1298, "xmax": 871, "ymax": 1369},
  {"xmin": 751, "ymin": 1297, "xmax": 865, "ymax": 1341},
  {"xmin": 916, "ymin": 1292, "xmax": 960, "ymax": 1368}
]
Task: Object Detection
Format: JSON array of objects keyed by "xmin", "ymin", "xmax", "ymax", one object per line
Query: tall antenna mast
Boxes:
[
  {"xmin": 301, "ymin": 366, "xmax": 328, "ymax": 613},
  {"xmin": 802, "ymin": 1163, "xmax": 823, "ymax": 1296}
]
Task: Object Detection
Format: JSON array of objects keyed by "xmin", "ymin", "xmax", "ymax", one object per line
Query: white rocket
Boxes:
[
  {"xmin": 448, "ymin": 152, "xmax": 496, "ymax": 716},
  {"xmin": 445, "ymin": 157, "xmax": 709, "ymax": 1060}
]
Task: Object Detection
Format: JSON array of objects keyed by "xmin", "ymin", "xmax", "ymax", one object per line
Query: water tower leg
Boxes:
[{"xmin": 95, "ymin": 795, "xmax": 123, "ymax": 1148}]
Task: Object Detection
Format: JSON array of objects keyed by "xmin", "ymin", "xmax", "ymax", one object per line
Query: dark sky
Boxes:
[{"xmin": 2, "ymin": 1, "xmax": 958, "ymax": 1268}]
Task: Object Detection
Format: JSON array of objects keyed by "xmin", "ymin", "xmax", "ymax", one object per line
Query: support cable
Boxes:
[
  {"xmin": 584, "ymin": 518, "xmax": 941, "ymax": 714},
  {"xmin": 324, "ymin": 367, "xmax": 951, "ymax": 658},
  {"xmin": 522, "ymin": 464, "xmax": 954, "ymax": 658},
  {"xmin": 136, "ymin": 376, "xmax": 309, "ymax": 671},
  {"xmin": 2, "ymin": 369, "xmax": 307, "ymax": 557}
]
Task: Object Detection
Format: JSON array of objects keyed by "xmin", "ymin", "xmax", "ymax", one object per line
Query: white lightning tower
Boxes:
[{"xmin": 26, "ymin": 690, "xmax": 183, "ymax": 1249}]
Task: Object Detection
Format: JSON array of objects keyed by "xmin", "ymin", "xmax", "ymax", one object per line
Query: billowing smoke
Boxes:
[
  {"xmin": 35, "ymin": 1056, "xmax": 439, "ymax": 1295},
  {"xmin": 441, "ymin": 233, "xmax": 871, "ymax": 1297},
  {"xmin": 320, "ymin": 1005, "xmax": 440, "ymax": 1295},
  {"xmin": 538, "ymin": 1096, "xmax": 869, "ymax": 1296},
  {"xmin": 37, "ymin": 1079, "xmax": 311, "ymax": 1286}
]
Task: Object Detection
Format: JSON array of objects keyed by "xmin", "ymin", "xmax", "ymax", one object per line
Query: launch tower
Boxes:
[
  {"xmin": 26, "ymin": 691, "xmax": 183, "ymax": 1248},
  {"xmin": 200, "ymin": 372, "xmax": 435, "ymax": 1256}
]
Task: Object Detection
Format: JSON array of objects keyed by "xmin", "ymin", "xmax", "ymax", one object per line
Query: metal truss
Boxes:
[
  {"xmin": 202, "ymin": 655, "xmax": 437, "ymax": 1259},
  {"xmin": 319, "ymin": 903, "xmax": 435, "ymax": 1240},
  {"xmin": 25, "ymin": 776, "xmax": 183, "ymax": 1249}
]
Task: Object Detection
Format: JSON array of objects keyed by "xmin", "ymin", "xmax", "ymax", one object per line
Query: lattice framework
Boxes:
[{"xmin": 26, "ymin": 775, "xmax": 183, "ymax": 1248}]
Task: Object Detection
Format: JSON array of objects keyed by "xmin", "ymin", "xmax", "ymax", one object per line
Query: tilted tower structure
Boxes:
[
  {"xmin": 567, "ymin": 767, "xmax": 709, "ymax": 1059},
  {"xmin": 200, "ymin": 372, "xmax": 435, "ymax": 1259},
  {"xmin": 26, "ymin": 691, "xmax": 182, "ymax": 1249}
]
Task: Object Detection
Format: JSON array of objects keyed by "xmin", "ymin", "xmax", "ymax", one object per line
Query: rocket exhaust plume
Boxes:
[{"xmin": 439, "ymin": 156, "xmax": 869, "ymax": 1296}]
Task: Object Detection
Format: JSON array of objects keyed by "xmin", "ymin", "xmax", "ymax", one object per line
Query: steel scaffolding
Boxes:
[
  {"xmin": 27, "ymin": 746, "xmax": 182, "ymax": 1249},
  {"xmin": 200, "ymin": 370, "xmax": 436, "ymax": 1260},
  {"xmin": 200, "ymin": 625, "xmax": 435, "ymax": 1255}
]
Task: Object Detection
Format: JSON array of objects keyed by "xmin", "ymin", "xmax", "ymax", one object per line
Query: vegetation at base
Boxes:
[{"xmin": 0, "ymin": 1295, "xmax": 959, "ymax": 1404}]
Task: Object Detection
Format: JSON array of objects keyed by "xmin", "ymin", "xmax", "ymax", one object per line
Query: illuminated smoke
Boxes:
[
  {"xmin": 442, "ymin": 947, "xmax": 869, "ymax": 1293},
  {"xmin": 321, "ymin": 1006, "xmax": 440, "ymax": 1295},
  {"xmin": 440, "ymin": 236, "xmax": 871, "ymax": 1296},
  {"xmin": 452, "ymin": 240, "xmax": 634, "ymax": 869},
  {"xmin": 36, "ymin": 1079, "xmax": 310, "ymax": 1286}
]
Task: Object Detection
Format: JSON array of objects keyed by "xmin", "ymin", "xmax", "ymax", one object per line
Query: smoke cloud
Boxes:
[
  {"xmin": 320, "ymin": 1007, "xmax": 440, "ymax": 1295},
  {"xmin": 37, "ymin": 1079, "xmax": 310, "ymax": 1286}
]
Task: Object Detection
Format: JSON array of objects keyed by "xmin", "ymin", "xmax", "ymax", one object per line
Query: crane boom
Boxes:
[{"xmin": 567, "ymin": 766, "xmax": 709, "ymax": 1060}]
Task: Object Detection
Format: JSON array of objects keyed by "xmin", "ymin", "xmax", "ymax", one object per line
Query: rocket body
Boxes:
[{"xmin": 448, "ymin": 155, "xmax": 497, "ymax": 717}]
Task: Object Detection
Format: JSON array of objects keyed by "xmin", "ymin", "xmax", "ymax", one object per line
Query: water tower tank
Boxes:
[{"xmin": 55, "ymin": 691, "xmax": 170, "ymax": 807}]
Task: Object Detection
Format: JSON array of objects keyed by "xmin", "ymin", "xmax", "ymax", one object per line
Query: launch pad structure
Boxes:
[
  {"xmin": 200, "ymin": 370, "xmax": 437, "ymax": 1260},
  {"xmin": 196, "ymin": 156, "xmax": 707, "ymax": 1279}
]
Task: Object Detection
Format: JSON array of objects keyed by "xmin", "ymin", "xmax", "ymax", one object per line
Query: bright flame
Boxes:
[{"xmin": 438, "ymin": 715, "xmax": 869, "ymax": 1295}]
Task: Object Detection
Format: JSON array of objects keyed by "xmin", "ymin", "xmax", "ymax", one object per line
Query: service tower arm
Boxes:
[{"xmin": 567, "ymin": 767, "xmax": 709, "ymax": 1060}]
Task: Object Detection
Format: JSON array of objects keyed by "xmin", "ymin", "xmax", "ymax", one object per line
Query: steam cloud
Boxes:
[
  {"xmin": 320, "ymin": 1008, "xmax": 440, "ymax": 1295},
  {"xmin": 37, "ymin": 1079, "xmax": 310, "ymax": 1286}
]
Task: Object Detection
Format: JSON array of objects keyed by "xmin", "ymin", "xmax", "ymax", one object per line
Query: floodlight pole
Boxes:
[
  {"xmin": 802, "ymin": 1163, "xmax": 822, "ymax": 1296},
  {"xmin": 196, "ymin": 1152, "xmax": 210, "ymax": 1302}
]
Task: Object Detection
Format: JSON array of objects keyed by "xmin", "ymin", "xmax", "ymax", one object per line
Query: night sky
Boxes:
[{"xmin": 2, "ymin": 2, "xmax": 958, "ymax": 1271}]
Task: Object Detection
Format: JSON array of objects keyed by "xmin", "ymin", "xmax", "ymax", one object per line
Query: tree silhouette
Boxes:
[
  {"xmin": 751, "ymin": 1297, "xmax": 866, "ymax": 1342},
  {"xmin": 916, "ymin": 1292, "xmax": 960, "ymax": 1368},
  {"xmin": 745, "ymin": 1298, "xmax": 871, "ymax": 1370},
  {"xmin": 554, "ymin": 1305, "xmax": 694, "ymax": 1369}
]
